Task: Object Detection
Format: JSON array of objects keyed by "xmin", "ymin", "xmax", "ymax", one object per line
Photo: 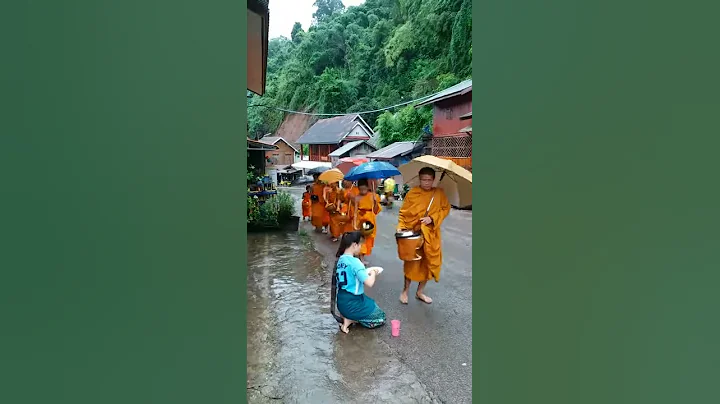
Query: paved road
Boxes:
[{"xmin": 287, "ymin": 187, "xmax": 473, "ymax": 404}]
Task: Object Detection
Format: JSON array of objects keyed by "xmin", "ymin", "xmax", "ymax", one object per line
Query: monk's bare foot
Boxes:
[
  {"xmin": 331, "ymin": 238, "xmax": 338, "ymax": 242},
  {"xmin": 415, "ymin": 293, "xmax": 433, "ymax": 304},
  {"xmin": 399, "ymin": 291, "xmax": 409, "ymax": 304}
]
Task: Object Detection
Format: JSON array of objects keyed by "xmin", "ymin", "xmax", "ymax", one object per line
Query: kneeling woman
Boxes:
[{"xmin": 334, "ymin": 231, "xmax": 386, "ymax": 333}]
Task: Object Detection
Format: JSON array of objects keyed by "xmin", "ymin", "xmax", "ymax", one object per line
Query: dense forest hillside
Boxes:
[{"xmin": 248, "ymin": 0, "xmax": 472, "ymax": 148}]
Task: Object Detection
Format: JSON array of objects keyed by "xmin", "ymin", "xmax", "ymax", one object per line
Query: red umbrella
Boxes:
[{"xmin": 336, "ymin": 157, "xmax": 369, "ymax": 175}]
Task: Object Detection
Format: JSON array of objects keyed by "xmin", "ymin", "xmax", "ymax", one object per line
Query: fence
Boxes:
[{"xmin": 430, "ymin": 135, "xmax": 472, "ymax": 171}]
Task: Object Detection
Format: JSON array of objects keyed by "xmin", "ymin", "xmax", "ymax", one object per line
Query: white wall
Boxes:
[{"xmin": 351, "ymin": 123, "xmax": 370, "ymax": 137}]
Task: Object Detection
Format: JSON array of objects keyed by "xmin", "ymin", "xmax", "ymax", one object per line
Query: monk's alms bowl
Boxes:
[{"xmin": 359, "ymin": 221, "xmax": 375, "ymax": 237}]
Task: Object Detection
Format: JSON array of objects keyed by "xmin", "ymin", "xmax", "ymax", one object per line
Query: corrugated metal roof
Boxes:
[
  {"xmin": 459, "ymin": 111, "xmax": 472, "ymax": 120},
  {"xmin": 415, "ymin": 79, "xmax": 472, "ymax": 108},
  {"xmin": 247, "ymin": 138, "xmax": 277, "ymax": 150},
  {"xmin": 459, "ymin": 125, "xmax": 472, "ymax": 133},
  {"xmin": 366, "ymin": 141, "xmax": 424, "ymax": 159},
  {"xmin": 328, "ymin": 140, "xmax": 366, "ymax": 157},
  {"xmin": 366, "ymin": 134, "xmax": 381, "ymax": 148},
  {"xmin": 296, "ymin": 114, "xmax": 373, "ymax": 144}
]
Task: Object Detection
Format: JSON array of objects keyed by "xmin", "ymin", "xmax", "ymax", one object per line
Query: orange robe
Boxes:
[
  {"xmin": 310, "ymin": 182, "xmax": 328, "ymax": 228},
  {"xmin": 355, "ymin": 192, "xmax": 381, "ymax": 256},
  {"xmin": 326, "ymin": 187, "xmax": 344, "ymax": 238},
  {"xmin": 301, "ymin": 192, "xmax": 311, "ymax": 218},
  {"xmin": 397, "ymin": 187, "xmax": 451, "ymax": 282},
  {"xmin": 343, "ymin": 186, "xmax": 359, "ymax": 233}
]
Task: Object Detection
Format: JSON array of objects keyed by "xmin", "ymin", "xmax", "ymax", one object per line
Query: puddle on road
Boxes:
[{"xmin": 247, "ymin": 231, "xmax": 435, "ymax": 404}]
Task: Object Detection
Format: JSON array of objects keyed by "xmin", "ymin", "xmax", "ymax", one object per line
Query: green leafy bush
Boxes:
[
  {"xmin": 257, "ymin": 199, "xmax": 279, "ymax": 226},
  {"xmin": 274, "ymin": 191, "xmax": 296, "ymax": 222},
  {"xmin": 248, "ymin": 195, "xmax": 261, "ymax": 224},
  {"xmin": 249, "ymin": 191, "xmax": 296, "ymax": 227}
]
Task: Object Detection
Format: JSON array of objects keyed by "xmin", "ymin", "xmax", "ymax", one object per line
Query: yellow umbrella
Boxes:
[
  {"xmin": 399, "ymin": 155, "xmax": 473, "ymax": 208},
  {"xmin": 318, "ymin": 168, "xmax": 344, "ymax": 184}
]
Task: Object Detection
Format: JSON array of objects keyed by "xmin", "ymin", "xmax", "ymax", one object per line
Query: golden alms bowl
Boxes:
[{"xmin": 359, "ymin": 221, "xmax": 375, "ymax": 236}]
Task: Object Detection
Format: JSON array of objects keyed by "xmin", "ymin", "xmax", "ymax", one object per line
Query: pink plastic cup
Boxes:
[{"xmin": 391, "ymin": 320, "xmax": 401, "ymax": 337}]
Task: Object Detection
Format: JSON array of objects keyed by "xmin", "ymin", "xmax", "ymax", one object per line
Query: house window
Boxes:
[{"xmin": 444, "ymin": 108, "xmax": 453, "ymax": 120}]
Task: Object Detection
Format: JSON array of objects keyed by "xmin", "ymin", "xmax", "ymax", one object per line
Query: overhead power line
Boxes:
[{"xmin": 246, "ymin": 91, "xmax": 437, "ymax": 117}]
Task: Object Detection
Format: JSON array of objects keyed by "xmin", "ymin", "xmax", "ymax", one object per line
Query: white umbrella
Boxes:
[{"xmin": 399, "ymin": 155, "xmax": 472, "ymax": 208}]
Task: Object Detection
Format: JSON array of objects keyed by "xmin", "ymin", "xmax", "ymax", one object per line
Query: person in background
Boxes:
[
  {"xmin": 334, "ymin": 231, "xmax": 386, "ymax": 334},
  {"xmin": 301, "ymin": 185, "xmax": 312, "ymax": 221},
  {"xmin": 396, "ymin": 167, "xmax": 451, "ymax": 305},
  {"xmin": 383, "ymin": 176, "xmax": 396, "ymax": 208},
  {"xmin": 353, "ymin": 179, "xmax": 381, "ymax": 265},
  {"xmin": 311, "ymin": 174, "xmax": 329, "ymax": 233}
]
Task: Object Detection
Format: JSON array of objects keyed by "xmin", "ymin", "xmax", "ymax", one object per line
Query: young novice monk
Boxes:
[
  {"xmin": 310, "ymin": 174, "xmax": 329, "ymax": 233},
  {"xmin": 334, "ymin": 231, "xmax": 386, "ymax": 334},
  {"xmin": 301, "ymin": 185, "xmax": 312, "ymax": 221},
  {"xmin": 325, "ymin": 182, "xmax": 343, "ymax": 242}
]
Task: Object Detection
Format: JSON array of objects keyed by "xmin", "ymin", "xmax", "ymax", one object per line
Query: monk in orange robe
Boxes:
[
  {"xmin": 396, "ymin": 167, "xmax": 451, "ymax": 305},
  {"xmin": 353, "ymin": 179, "xmax": 381, "ymax": 265},
  {"xmin": 310, "ymin": 174, "xmax": 329, "ymax": 233},
  {"xmin": 325, "ymin": 182, "xmax": 344, "ymax": 241},
  {"xmin": 301, "ymin": 185, "xmax": 312, "ymax": 221},
  {"xmin": 342, "ymin": 180, "xmax": 359, "ymax": 234}
]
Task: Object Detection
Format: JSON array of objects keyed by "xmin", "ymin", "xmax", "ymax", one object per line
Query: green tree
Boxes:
[
  {"xmin": 449, "ymin": 0, "xmax": 472, "ymax": 76},
  {"xmin": 291, "ymin": 22, "xmax": 304, "ymax": 44},
  {"xmin": 313, "ymin": 0, "xmax": 345, "ymax": 23},
  {"xmin": 374, "ymin": 105, "xmax": 432, "ymax": 147},
  {"xmin": 247, "ymin": 0, "xmax": 472, "ymax": 139}
]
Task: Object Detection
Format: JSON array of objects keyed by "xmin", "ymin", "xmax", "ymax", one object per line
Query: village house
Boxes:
[
  {"xmin": 247, "ymin": 138, "xmax": 277, "ymax": 178},
  {"xmin": 246, "ymin": 0, "xmax": 270, "ymax": 176},
  {"xmin": 366, "ymin": 141, "xmax": 425, "ymax": 168},
  {"xmin": 328, "ymin": 140, "xmax": 377, "ymax": 167},
  {"xmin": 295, "ymin": 114, "xmax": 379, "ymax": 163},
  {"xmin": 365, "ymin": 140, "xmax": 426, "ymax": 190},
  {"xmin": 415, "ymin": 79, "xmax": 472, "ymax": 170},
  {"xmin": 259, "ymin": 136, "xmax": 303, "ymax": 185},
  {"xmin": 260, "ymin": 136, "xmax": 299, "ymax": 167}
]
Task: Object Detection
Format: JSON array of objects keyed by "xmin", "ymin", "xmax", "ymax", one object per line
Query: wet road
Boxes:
[
  {"xmin": 247, "ymin": 232, "xmax": 439, "ymax": 403},
  {"xmin": 246, "ymin": 187, "xmax": 472, "ymax": 403}
]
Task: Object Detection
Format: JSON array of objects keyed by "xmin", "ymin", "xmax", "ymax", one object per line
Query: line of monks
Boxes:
[
  {"xmin": 301, "ymin": 167, "xmax": 452, "ymax": 305},
  {"xmin": 302, "ymin": 175, "xmax": 381, "ymax": 264}
]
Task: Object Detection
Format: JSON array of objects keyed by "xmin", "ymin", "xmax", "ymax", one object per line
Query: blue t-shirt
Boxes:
[{"xmin": 335, "ymin": 254, "xmax": 369, "ymax": 296}]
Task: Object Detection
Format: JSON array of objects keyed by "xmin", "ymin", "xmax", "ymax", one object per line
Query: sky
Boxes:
[{"xmin": 268, "ymin": 0, "xmax": 366, "ymax": 39}]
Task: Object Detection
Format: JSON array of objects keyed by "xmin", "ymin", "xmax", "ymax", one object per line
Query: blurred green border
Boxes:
[
  {"xmin": 3, "ymin": 1, "xmax": 719, "ymax": 404},
  {"xmin": 2, "ymin": 2, "xmax": 248, "ymax": 403},
  {"xmin": 472, "ymin": 1, "xmax": 719, "ymax": 403}
]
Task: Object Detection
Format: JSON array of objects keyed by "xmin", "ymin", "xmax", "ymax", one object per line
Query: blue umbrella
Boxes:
[{"xmin": 344, "ymin": 161, "xmax": 401, "ymax": 181}]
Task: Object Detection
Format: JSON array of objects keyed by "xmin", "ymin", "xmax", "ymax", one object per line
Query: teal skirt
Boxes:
[{"xmin": 336, "ymin": 289, "xmax": 386, "ymax": 329}]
